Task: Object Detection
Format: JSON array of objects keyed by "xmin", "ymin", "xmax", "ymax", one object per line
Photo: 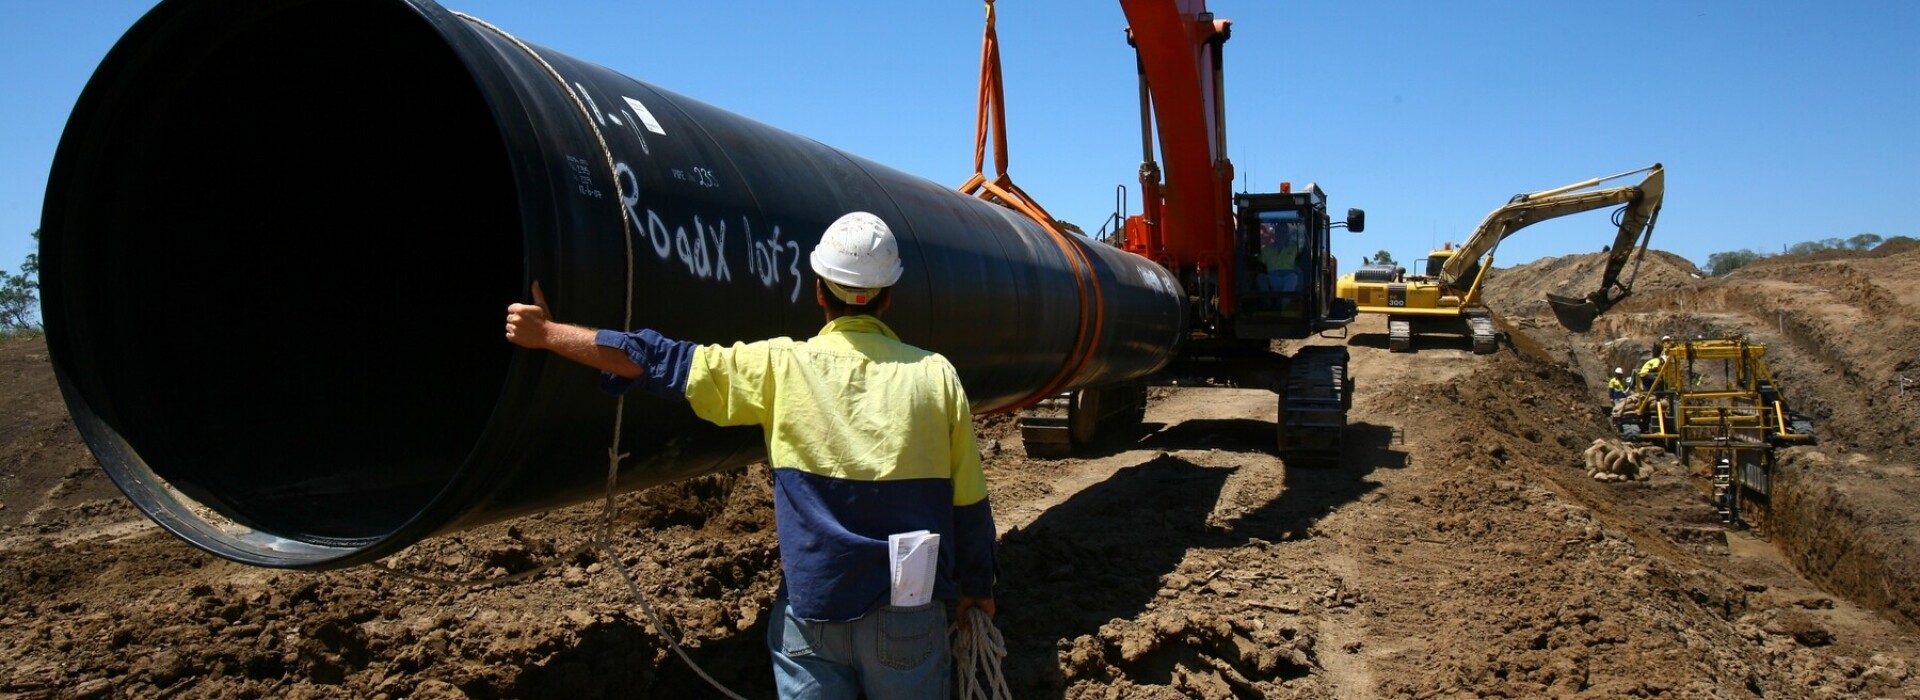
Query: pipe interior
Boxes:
[{"xmin": 58, "ymin": 0, "xmax": 520, "ymax": 544}]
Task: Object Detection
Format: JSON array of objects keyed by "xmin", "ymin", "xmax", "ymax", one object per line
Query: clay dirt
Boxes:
[{"xmin": 4, "ymin": 244, "xmax": 1920, "ymax": 699}]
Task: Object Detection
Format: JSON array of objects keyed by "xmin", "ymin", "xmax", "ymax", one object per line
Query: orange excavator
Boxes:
[{"xmin": 964, "ymin": 0, "xmax": 1365, "ymax": 463}]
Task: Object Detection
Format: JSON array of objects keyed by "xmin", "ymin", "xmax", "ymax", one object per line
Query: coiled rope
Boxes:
[{"xmin": 954, "ymin": 608, "xmax": 1014, "ymax": 700}]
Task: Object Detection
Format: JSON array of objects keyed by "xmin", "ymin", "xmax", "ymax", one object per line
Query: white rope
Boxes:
[
  {"xmin": 598, "ymin": 513, "xmax": 748, "ymax": 700},
  {"xmin": 445, "ymin": 14, "xmax": 747, "ymax": 700},
  {"xmin": 953, "ymin": 608, "xmax": 1013, "ymax": 700}
]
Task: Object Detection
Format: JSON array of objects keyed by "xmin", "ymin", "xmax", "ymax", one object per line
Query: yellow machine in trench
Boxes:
[{"xmin": 1613, "ymin": 335, "xmax": 1818, "ymax": 529}]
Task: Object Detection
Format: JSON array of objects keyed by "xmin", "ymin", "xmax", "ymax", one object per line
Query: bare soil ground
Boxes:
[{"xmin": 5, "ymin": 245, "xmax": 1920, "ymax": 698}]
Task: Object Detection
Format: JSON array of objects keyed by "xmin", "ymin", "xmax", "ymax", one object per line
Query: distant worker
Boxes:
[
  {"xmin": 505, "ymin": 211, "xmax": 998, "ymax": 699},
  {"xmin": 1608, "ymin": 367, "xmax": 1630, "ymax": 401},
  {"xmin": 1637, "ymin": 355, "xmax": 1664, "ymax": 392}
]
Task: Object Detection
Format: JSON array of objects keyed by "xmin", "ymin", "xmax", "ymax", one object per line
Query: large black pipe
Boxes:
[{"xmin": 40, "ymin": 0, "xmax": 1187, "ymax": 568}]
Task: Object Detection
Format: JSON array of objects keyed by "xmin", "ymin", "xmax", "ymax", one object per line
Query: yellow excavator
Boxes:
[{"xmin": 1336, "ymin": 163, "xmax": 1665, "ymax": 353}]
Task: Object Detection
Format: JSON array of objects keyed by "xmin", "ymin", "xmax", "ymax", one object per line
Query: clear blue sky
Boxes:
[{"xmin": 5, "ymin": 1, "xmax": 1916, "ymax": 310}]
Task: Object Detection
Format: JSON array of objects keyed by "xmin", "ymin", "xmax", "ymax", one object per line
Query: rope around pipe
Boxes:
[{"xmin": 370, "ymin": 14, "xmax": 749, "ymax": 700}]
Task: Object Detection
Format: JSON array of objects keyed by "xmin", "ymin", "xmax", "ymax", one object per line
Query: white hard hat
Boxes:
[
  {"xmin": 810, "ymin": 212, "xmax": 904, "ymax": 304},
  {"xmin": 1613, "ymin": 367, "xmax": 1625, "ymax": 375},
  {"xmin": 1660, "ymin": 335, "xmax": 1674, "ymax": 343}
]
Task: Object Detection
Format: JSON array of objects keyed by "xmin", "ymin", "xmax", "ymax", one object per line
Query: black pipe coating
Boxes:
[{"xmin": 39, "ymin": 0, "xmax": 1186, "ymax": 568}]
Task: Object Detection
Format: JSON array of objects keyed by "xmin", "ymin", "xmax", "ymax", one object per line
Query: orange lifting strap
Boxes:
[{"xmin": 958, "ymin": 1, "xmax": 1107, "ymax": 413}]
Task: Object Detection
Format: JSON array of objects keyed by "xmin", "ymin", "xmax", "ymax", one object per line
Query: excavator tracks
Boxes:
[
  {"xmin": 1278, "ymin": 345, "xmax": 1351, "ymax": 467},
  {"xmin": 1387, "ymin": 319, "xmax": 1412, "ymax": 352},
  {"xmin": 1017, "ymin": 394, "xmax": 1076, "ymax": 459},
  {"xmin": 1387, "ymin": 315, "xmax": 1497, "ymax": 354},
  {"xmin": 1017, "ymin": 384, "xmax": 1149, "ymax": 459},
  {"xmin": 1467, "ymin": 312, "xmax": 1499, "ymax": 354}
]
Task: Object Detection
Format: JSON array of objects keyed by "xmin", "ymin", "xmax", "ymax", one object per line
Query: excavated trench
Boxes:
[
  {"xmin": 1488, "ymin": 247, "xmax": 1920, "ymax": 633},
  {"xmin": 1771, "ymin": 451, "xmax": 1920, "ymax": 628}
]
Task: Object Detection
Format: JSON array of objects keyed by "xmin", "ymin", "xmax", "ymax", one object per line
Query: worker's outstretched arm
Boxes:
[{"xmin": 505, "ymin": 281, "xmax": 696, "ymax": 399}]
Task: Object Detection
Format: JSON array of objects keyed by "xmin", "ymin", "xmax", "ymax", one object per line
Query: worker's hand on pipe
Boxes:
[
  {"xmin": 955, "ymin": 596, "xmax": 996, "ymax": 630},
  {"xmin": 505, "ymin": 281, "xmax": 553, "ymax": 349}
]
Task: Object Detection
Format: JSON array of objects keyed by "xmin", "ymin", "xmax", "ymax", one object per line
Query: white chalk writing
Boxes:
[
  {"xmin": 575, "ymin": 82, "xmax": 609, "ymax": 126},
  {"xmin": 1138, "ymin": 262, "xmax": 1179, "ymax": 299},
  {"xmin": 668, "ymin": 168, "xmax": 719, "ymax": 188},
  {"xmin": 618, "ymin": 113, "xmax": 651, "ymax": 156},
  {"xmin": 744, "ymin": 218, "xmax": 805, "ymax": 303},
  {"xmin": 573, "ymin": 80, "xmax": 651, "ymax": 155},
  {"xmin": 618, "ymin": 161, "xmax": 801, "ymax": 303}
]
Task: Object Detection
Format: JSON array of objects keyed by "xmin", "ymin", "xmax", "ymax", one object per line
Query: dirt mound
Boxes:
[
  {"xmin": 1481, "ymin": 248, "xmax": 1704, "ymax": 320},
  {"xmin": 1877, "ymin": 238, "xmax": 1920, "ymax": 257},
  {"xmin": 1772, "ymin": 449, "xmax": 1920, "ymax": 629}
]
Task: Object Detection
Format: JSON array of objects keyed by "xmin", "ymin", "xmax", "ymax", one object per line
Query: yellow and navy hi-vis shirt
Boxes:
[{"xmin": 595, "ymin": 315, "xmax": 996, "ymax": 622}]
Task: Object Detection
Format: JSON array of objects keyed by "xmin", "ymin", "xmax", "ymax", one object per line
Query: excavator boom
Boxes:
[
  {"xmin": 1440, "ymin": 164, "xmax": 1664, "ymax": 290},
  {"xmin": 1437, "ymin": 164, "xmax": 1664, "ymax": 326},
  {"xmin": 1548, "ymin": 165, "xmax": 1665, "ymax": 322},
  {"xmin": 1512, "ymin": 163, "xmax": 1666, "ymax": 322}
]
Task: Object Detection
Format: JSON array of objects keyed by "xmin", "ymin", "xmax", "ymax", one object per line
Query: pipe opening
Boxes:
[{"xmin": 47, "ymin": 0, "xmax": 521, "ymax": 549}]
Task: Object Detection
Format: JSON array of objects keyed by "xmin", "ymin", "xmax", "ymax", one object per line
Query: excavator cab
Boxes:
[{"xmin": 1233, "ymin": 186, "xmax": 1362, "ymax": 341}]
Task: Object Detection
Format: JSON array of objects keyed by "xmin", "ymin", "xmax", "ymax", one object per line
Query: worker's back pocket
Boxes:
[{"xmin": 874, "ymin": 602, "xmax": 943, "ymax": 670}]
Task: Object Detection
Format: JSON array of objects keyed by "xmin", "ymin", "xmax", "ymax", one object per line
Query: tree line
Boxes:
[
  {"xmin": 0, "ymin": 229, "xmax": 38, "ymax": 335},
  {"xmin": 1705, "ymin": 233, "xmax": 1914, "ymax": 276}
]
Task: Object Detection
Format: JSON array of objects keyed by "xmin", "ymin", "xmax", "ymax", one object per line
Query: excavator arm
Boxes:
[
  {"xmin": 1557, "ymin": 164, "xmax": 1665, "ymax": 316},
  {"xmin": 1439, "ymin": 164, "xmax": 1665, "ymax": 320},
  {"xmin": 1116, "ymin": 0, "xmax": 1237, "ymax": 308}
]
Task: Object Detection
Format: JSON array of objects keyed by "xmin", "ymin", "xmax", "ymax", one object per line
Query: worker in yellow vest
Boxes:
[
  {"xmin": 1608, "ymin": 367, "xmax": 1630, "ymax": 401},
  {"xmin": 506, "ymin": 212, "xmax": 997, "ymax": 698},
  {"xmin": 1636, "ymin": 356, "xmax": 1664, "ymax": 391}
]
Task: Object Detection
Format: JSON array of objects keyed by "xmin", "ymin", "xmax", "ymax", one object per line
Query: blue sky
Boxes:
[{"xmin": 4, "ymin": 1, "xmax": 1915, "ymax": 308}]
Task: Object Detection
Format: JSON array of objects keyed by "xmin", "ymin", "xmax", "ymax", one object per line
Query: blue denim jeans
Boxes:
[{"xmin": 768, "ymin": 595, "xmax": 949, "ymax": 700}]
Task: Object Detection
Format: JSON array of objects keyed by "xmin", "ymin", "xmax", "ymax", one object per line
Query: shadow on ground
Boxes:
[{"xmin": 992, "ymin": 422, "xmax": 1406, "ymax": 695}]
